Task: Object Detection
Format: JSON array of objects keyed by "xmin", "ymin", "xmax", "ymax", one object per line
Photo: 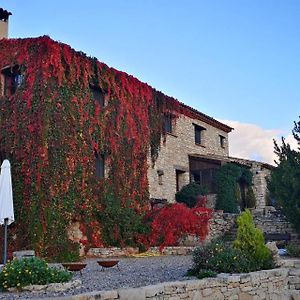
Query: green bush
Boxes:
[
  {"xmin": 190, "ymin": 240, "xmax": 255, "ymax": 274},
  {"xmin": 98, "ymin": 191, "xmax": 148, "ymax": 247},
  {"xmin": 215, "ymin": 163, "xmax": 241, "ymax": 213},
  {"xmin": 0, "ymin": 257, "xmax": 72, "ymax": 291},
  {"xmin": 189, "ymin": 236, "xmax": 274, "ymax": 278},
  {"xmin": 234, "ymin": 209, "xmax": 273, "ymax": 270},
  {"xmin": 175, "ymin": 183, "xmax": 207, "ymax": 208},
  {"xmin": 187, "ymin": 268, "xmax": 217, "ymax": 279},
  {"xmin": 286, "ymin": 242, "xmax": 300, "ymax": 258}
]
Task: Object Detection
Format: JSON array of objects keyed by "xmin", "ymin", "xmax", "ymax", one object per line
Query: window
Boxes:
[
  {"xmin": 1, "ymin": 65, "xmax": 24, "ymax": 97},
  {"xmin": 219, "ymin": 135, "xmax": 226, "ymax": 148},
  {"xmin": 90, "ymin": 86, "xmax": 105, "ymax": 107},
  {"xmin": 95, "ymin": 151, "xmax": 105, "ymax": 178},
  {"xmin": 194, "ymin": 124, "xmax": 206, "ymax": 145},
  {"xmin": 157, "ymin": 169, "xmax": 164, "ymax": 185},
  {"xmin": 164, "ymin": 114, "xmax": 174, "ymax": 134}
]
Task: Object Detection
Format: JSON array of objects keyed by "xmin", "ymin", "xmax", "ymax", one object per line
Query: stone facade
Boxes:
[
  {"xmin": 148, "ymin": 114, "xmax": 230, "ymax": 203},
  {"xmin": 50, "ymin": 259, "xmax": 300, "ymax": 300},
  {"xmin": 147, "ymin": 112, "xmax": 274, "ymax": 210}
]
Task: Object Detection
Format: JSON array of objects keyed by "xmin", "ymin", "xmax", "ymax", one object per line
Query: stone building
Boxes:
[
  {"xmin": 147, "ymin": 110, "xmax": 232, "ymax": 204},
  {"xmin": 143, "ymin": 86, "xmax": 274, "ymax": 212},
  {"xmin": 147, "ymin": 106, "xmax": 274, "ymax": 210},
  {"xmin": 0, "ymin": 9, "xmax": 276, "ymax": 256}
]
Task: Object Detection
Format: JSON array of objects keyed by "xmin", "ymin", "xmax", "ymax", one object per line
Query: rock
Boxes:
[
  {"xmin": 21, "ymin": 279, "xmax": 82, "ymax": 292},
  {"xmin": 12, "ymin": 250, "xmax": 35, "ymax": 260},
  {"xmin": 266, "ymin": 241, "xmax": 282, "ymax": 266}
]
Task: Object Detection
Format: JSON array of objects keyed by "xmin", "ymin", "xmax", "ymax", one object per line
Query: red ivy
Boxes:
[
  {"xmin": 0, "ymin": 36, "xmax": 216, "ymax": 256},
  {"xmin": 139, "ymin": 203, "xmax": 212, "ymax": 251}
]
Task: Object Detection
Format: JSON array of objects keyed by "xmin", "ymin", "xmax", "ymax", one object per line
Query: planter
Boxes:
[
  {"xmin": 62, "ymin": 263, "xmax": 87, "ymax": 272},
  {"xmin": 97, "ymin": 260, "xmax": 119, "ymax": 271}
]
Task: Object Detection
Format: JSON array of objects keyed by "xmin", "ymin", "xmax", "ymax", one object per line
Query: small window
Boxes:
[
  {"xmin": 164, "ymin": 114, "xmax": 175, "ymax": 134},
  {"xmin": 219, "ymin": 135, "xmax": 226, "ymax": 148},
  {"xmin": 1, "ymin": 65, "xmax": 24, "ymax": 97},
  {"xmin": 95, "ymin": 151, "xmax": 105, "ymax": 178},
  {"xmin": 90, "ymin": 86, "xmax": 105, "ymax": 107},
  {"xmin": 157, "ymin": 169, "xmax": 164, "ymax": 185},
  {"xmin": 194, "ymin": 124, "xmax": 206, "ymax": 145}
]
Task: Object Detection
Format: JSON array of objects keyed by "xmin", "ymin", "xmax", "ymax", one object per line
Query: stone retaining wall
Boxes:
[
  {"xmin": 52, "ymin": 259, "xmax": 300, "ymax": 300},
  {"xmin": 87, "ymin": 246, "xmax": 195, "ymax": 257},
  {"xmin": 87, "ymin": 247, "xmax": 139, "ymax": 258}
]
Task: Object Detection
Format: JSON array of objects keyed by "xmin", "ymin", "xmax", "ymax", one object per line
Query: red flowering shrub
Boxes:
[{"xmin": 139, "ymin": 203, "xmax": 212, "ymax": 250}]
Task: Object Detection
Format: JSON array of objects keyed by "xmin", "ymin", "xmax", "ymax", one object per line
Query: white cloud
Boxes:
[{"xmin": 219, "ymin": 120, "xmax": 299, "ymax": 166}]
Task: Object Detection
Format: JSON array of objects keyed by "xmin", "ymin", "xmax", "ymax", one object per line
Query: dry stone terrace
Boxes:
[{"xmin": 0, "ymin": 256, "xmax": 299, "ymax": 300}]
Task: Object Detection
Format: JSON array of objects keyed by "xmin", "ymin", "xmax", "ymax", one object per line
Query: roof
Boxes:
[
  {"xmin": 189, "ymin": 153, "xmax": 275, "ymax": 169},
  {"xmin": 0, "ymin": 36, "xmax": 233, "ymax": 133}
]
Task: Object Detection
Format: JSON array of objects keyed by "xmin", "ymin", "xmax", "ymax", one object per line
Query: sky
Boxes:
[{"xmin": 2, "ymin": 0, "xmax": 300, "ymax": 164}]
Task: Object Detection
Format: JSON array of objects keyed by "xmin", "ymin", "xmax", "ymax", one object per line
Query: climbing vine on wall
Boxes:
[{"xmin": 0, "ymin": 36, "xmax": 212, "ymax": 259}]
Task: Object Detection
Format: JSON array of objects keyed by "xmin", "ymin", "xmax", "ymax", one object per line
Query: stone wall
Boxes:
[
  {"xmin": 209, "ymin": 211, "xmax": 237, "ymax": 241},
  {"xmin": 54, "ymin": 260, "xmax": 300, "ymax": 300},
  {"xmin": 148, "ymin": 115, "xmax": 229, "ymax": 203},
  {"xmin": 87, "ymin": 246, "xmax": 195, "ymax": 257},
  {"xmin": 253, "ymin": 209, "xmax": 299, "ymax": 241},
  {"xmin": 87, "ymin": 247, "xmax": 139, "ymax": 258}
]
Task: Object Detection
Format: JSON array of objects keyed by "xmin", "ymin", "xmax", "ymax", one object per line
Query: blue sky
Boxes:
[{"xmin": 2, "ymin": 0, "xmax": 300, "ymax": 162}]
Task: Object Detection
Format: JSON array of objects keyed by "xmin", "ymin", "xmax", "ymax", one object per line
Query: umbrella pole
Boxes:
[{"xmin": 3, "ymin": 218, "xmax": 8, "ymax": 264}]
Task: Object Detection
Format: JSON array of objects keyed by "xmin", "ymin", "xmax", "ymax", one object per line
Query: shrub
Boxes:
[
  {"xmin": 98, "ymin": 191, "xmax": 148, "ymax": 247},
  {"xmin": 140, "ymin": 203, "xmax": 212, "ymax": 250},
  {"xmin": 175, "ymin": 183, "xmax": 207, "ymax": 208},
  {"xmin": 0, "ymin": 257, "xmax": 72, "ymax": 291},
  {"xmin": 187, "ymin": 268, "xmax": 217, "ymax": 279},
  {"xmin": 215, "ymin": 163, "xmax": 241, "ymax": 213},
  {"xmin": 234, "ymin": 209, "xmax": 273, "ymax": 269},
  {"xmin": 215, "ymin": 163, "xmax": 255, "ymax": 213},
  {"xmin": 191, "ymin": 240, "xmax": 253, "ymax": 274},
  {"xmin": 286, "ymin": 242, "xmax": 300, "ymax": 258}
]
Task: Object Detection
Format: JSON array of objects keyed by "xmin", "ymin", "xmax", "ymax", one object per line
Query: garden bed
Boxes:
[
  {"xmin": 0, "ymin": 257, "xmax": 299, "ymax": 299},
  {"xmin": 0, "ymin": 256, "xmax": 192, "ymax": 299}
]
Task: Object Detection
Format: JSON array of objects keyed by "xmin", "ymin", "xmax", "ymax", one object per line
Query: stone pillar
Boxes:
[
  {"xmin": 0, "ymin": 20, "xmax": 8, "ymax": 38},
  {"xmin": 251, "ymin": 163, "xmax": 271, "ymax": 211},
  {"xmin": 0, "ymin": 8, "xmax": 11, "ymax": 39}
]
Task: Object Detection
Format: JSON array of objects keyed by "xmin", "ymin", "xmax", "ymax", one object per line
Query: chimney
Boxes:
[{"xmin": 0, "ymin": 8, "xmax": 12, "ymax": 39}]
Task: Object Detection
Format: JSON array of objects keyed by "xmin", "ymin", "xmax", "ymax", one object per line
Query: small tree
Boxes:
[
  {"xmin": 215, "ymin": 163, "xmax": 242, "ymax": 213},
  {"xmin": 175, "ymin": 183, "xmax": 207, "ymax": 208},
  {"xmin": 234, "ymin": 209, "xmax": 272, "ymax": 269},
  {"xmin": 268, "ymin": 118, "xmax": 300, "ymax": 232}
]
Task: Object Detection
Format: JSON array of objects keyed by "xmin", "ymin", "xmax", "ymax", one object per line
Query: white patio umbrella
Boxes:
[{"xmin": 0, "ymin": 160, "xmax": 14, "ymax": 264}]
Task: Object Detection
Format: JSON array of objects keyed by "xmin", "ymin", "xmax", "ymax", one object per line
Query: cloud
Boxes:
[{"xmin": 219, "ymin": 120, "xmax": 298, "ymax": 165}]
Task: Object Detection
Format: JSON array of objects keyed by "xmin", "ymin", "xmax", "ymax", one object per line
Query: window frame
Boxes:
[
  {"xmin": 194, "ymin": 124, "xmax": 206, "ymax": 145},
  {"xmin": 90, "ymin": 85, "xmax": 106, "ymax": 107},
  {"xmin": 1, "ymin": 65, "xmax": 24, "ymax": 97},
  {"xmin": 95, "ymin": 151, "xmax": 105, "ymax": 179},
  {"xmin": 219, "ymin": 135, "xmax": 226, "ymax": 148}
]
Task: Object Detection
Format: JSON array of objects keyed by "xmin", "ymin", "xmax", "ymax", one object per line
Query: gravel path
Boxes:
[{"xmin": 0, "ymin": 255, "xmax": 194, "ymax": 299}]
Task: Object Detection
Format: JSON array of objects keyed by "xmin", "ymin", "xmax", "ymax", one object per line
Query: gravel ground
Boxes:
[{"xmin": 0, "ymin": 255, "xmax": 194, "ymax": 299}]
